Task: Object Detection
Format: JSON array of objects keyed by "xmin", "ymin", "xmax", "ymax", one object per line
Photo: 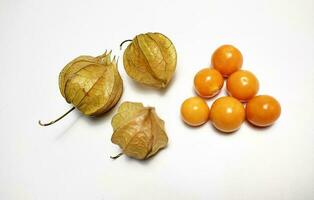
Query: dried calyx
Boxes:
[
  {"xmin": 121, "ymin": 32, "xmax": 177, "ymax": 89},
  {"xmin": 39, "ymin": 51, "xmax": 123, "ymax": 126},
  {"xmin": 111, "ymin": 102, "xmax": 168, "ymax": 160}
]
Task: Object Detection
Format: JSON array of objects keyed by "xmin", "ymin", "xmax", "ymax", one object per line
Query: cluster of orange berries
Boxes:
[{"xmin": 181, "ymin": 45, "xmax": 281, "ymax": 133}]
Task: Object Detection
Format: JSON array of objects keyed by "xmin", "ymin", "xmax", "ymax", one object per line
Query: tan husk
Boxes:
[
  {"xmin": 111, "ymin": 102, "xmax": 168, "ymax": 160},
  {"xmin": 59, "ymin": 51, "xmax": 123, "ymax": 116},
  {"xmin": 123, "ymin": 32, "xmax": 177, "ymax": 89}
]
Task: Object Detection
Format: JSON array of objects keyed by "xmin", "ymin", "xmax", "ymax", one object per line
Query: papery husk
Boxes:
[
  {"xmin": 59, "ymin": 51, "xmax": 123, "ymax": 116},
  {"xmin": 123, "ymin": 32, "xmax": 177, "ymax": 89},
  {"xmin": 111, "ymin": 102, "xmax": 168, "ymax": 160}
]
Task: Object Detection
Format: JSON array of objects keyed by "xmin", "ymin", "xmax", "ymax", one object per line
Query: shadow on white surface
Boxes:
[
  {"xmin": 245, "ymin": 120, "xmax": 274, "ymax": 133},
  {"xmin": 126, "ymin": 73, "xmax": 177, "ymax": 96},
  {"xmin": 52, "ymin": 106, "xmax": 116, "ymax": 140},
  {"xmin": 84, "ymin": 104, "xmax": 119, "ymax": 126},
  {"xmin": 54, "ymin": 110, "xmax": 81, "ymax": 140},
  {"xmin": 110, "ymin": 146, "xmax": 169, "ymax": 165},
  {"xmin": 208, "ymin": 122, "xmax": 240, "ymax": 136}
]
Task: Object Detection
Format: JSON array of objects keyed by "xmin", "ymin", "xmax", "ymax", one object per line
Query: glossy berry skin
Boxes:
[
  {"xmin": 246, "ymin": 95, "xmax": 281, "ymax": 127},
  {"xmin": 227, "ymin": 70, "xmax": 259, "ymax": 102},
  {"xmin": 211, "ymin": 45, "xmax": 243, "ymax": 77},
  {"xmin": 210, "ymin": 96, "xmax": 245, "ymax": 133},
  {"xmin": 181, "ymin": 97, "xmax": 210, "ymax": 127},
  {"xmin": 194, "ymin": 68, "xmax": 224, "ymax": 98}
]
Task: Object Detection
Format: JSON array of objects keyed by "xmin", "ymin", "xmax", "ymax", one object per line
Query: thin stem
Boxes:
[
  {"xmin": 38, "ymin": 107, "xmax": 75, "ymax": 126},
  {"xmin": 119, "ymin": 39, "xmax": 132, "ymax": 50},
  {"xmin": 110, "ymin": 152, "xmax": 123, "ymax": 159}
]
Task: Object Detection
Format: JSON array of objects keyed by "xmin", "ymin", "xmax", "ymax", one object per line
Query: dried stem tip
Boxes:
[
  {"xmin": 38, "ymin": 107, "xmax": 75, "ymax": 126},
  {"xmin": 110, "ymin": 153, "xmax": 124, "ymax": 159}
]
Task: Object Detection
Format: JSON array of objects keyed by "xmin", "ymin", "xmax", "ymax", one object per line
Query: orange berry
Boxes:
[
  {"xmin": 211, "ymin": 45, "xmax": 243, "ymax": 77},
  {"xmin": 194, "ymin": 68, "xmax": 224, "ymax": 98},
  {"xmin": 181, "ymin": 97, "xmax": 210, "ymax": 126},
  {"xmin": 210, "ymin": 96, "xmax": 245, "ymax": 133},
  {"xmin": 246, "ymin": 95, "xmax": 281, "ymax": 127},
  {"xmin": 227, "ymin": 70, "xmax": 259, "ymax": 102}
]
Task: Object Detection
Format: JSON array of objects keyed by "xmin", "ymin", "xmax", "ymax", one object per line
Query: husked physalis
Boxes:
[
  {"xmin": 111, "ymin": 102, "xmax": 168, "ymax": 160},
  {"xmin": 39, "ymin": 51, "xmax": 123, "ymax": 126},
  {"xmin": 181, "ymin": 97, "xmax": 210, "ymax": 126},
  {"xmin": 210, "ymin": 96, "xmax": 245, "ymax": 133},
  {"xmin": 194, "ymin": 68, "xmax": 224, "ymax": 98},
  {"xmin": 181, "ymin": 44, "xmax": 281, "ymax": 133},
  {"xmin": 246, "ymin": 95, "xmax": 281, "ymax": 127},
  {"xmin": 227, "ymin": 70, "xmax": 259, "ymax": 102},
  {"xmin": 121, "ymin": 32, "xmax": 177, "ymax": 89},
  {"xmin": 211, "ymin": 45, "xmax": 243, "ymax": 77}
]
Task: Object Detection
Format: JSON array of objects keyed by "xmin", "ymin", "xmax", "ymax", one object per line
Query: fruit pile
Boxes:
[{"xmin": 181, "ymin": 45, "xmax": 281, "ymax": 133}]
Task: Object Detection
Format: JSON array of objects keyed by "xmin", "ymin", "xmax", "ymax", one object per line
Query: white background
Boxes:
[{"xmin": 1, "ymin": 0, "xmax": 314, "ymax": 199}]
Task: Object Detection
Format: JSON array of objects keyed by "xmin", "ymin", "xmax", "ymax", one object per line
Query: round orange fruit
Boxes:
[
  {"xmin": 227, "ymin": 70, "xmax": 259, "ymax": 102},
  {"xmin": 211, "ymin": 45, "xmax": 243, "ymax": 77},
  {"xmin": 194, "ymin": 68, "xmax": 224, "ymax": 98},
  {"xmin": 210, "ymin": 96, "xmax": 245, "ymax": 133},
  {"xmin": 181, "ymin": 97, "xmax": 210, "ymax": 126},
  {"xmin": 246, "ymin": 95, "xmax": 281, "ymax": 127}
]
